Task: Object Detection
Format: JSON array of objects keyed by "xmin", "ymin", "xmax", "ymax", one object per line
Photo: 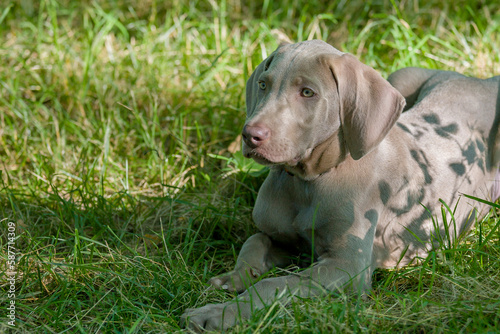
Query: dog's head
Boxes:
[{"xmin": 243, "ymin": 40, "xmax": 405, "ymax": 178}]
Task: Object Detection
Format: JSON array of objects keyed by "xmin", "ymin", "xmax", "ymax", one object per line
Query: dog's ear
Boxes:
[
  {"xmin": 246, "ymin": 53, "xmax": 276, "ymax": 116},
  {"xmin": 246, "ymin": 44, "xmax": 292, "ymax": 116},
  {"xmin": 329, "ymin": 54, "xmax": 406, "ymax": 160}
]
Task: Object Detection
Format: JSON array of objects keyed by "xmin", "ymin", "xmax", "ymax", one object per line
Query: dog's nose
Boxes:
[{"xmin": 242, "ymin": 124, "xmax": 270, "ymax": 148}]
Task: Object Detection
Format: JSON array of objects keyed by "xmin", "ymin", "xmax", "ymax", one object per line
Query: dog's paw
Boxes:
[
  {"xmin": 180, "ymin": 302, "xmax": 238, "ymax": 332},
  {"xmin": 208, "ymin": 268, "xmax": 260, "ymax": 293},
  {"xmin": 208, "ymin": 273, "xmax": 244, "ymax": 292}
]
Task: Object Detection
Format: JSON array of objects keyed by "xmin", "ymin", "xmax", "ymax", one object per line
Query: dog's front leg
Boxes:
[
  {"xmin": 208, "ymin": 232, "xmax": 294, "ymax": 293},
  {"xmin": 181, "ymin": 256, "xmax": 372, "ymax": 331}
]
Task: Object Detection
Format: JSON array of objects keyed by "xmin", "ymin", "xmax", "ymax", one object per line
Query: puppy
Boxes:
[{"xmin": 181, "ymin": 40, "xmax": 500, "ymax": 331}]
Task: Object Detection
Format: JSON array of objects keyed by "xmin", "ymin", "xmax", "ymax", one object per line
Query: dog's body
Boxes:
[{"xmin": 182, "ymin": 40, "xmax": 500, "ymax": 331}]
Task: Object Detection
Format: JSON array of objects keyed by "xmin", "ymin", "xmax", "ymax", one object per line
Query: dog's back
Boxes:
[
  {"xmin": 376, "ymin": 68, "xmax": 500, "ymax": 267},
  {"xmin": 390, "ymin": 67, "xmax": 500, "ymax": 169}
]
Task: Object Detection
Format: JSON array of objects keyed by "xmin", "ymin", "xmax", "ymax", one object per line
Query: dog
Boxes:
[{"xmin": 181, "ymin": 40, "xmax": 500, "ymax": 331}]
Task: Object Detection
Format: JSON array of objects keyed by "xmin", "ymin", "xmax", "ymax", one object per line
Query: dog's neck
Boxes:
[{"xmin": 283, "ymin": 130, "xmax": 348, "ymax": 181}]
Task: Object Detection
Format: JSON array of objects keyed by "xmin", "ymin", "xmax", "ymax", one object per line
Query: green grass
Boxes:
[{"xmin": 1, "ymin": 0, "xmax": 499, "ymax": 332}]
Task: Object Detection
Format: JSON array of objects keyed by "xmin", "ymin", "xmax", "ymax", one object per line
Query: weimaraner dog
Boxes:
[{"xmin": 182, "ymin": 40, "xmax": 500, "ymax": 331}]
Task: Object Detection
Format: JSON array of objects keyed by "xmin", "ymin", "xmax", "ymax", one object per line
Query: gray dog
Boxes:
[{"xmin": 182, "ymin": 40, "xmax": 500, "ymax": 331}]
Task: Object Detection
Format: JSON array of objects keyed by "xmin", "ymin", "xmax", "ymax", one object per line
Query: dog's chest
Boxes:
[{"xmin": 253, "ymin": 171, "xmax": 337, "ymax": 254}]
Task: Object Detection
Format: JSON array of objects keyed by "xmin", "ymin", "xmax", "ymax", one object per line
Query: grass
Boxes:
[{"xmin": 0, "ymin": 0, "xmax": 499, "ymax": 332}]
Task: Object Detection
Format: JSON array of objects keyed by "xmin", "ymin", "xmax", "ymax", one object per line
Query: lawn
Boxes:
[{"xmin": 1, "ymin": 0, "xmax": 499, "ymax": 332}]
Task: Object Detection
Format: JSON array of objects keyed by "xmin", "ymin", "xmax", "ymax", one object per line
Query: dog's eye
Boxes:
[
  {"xmin": 258, "ymin": 81, "xmax": 266, "ymax": 90},
  {"xmin": 301, "ymin": 88, "xmax": 315, "ymax": 97}
]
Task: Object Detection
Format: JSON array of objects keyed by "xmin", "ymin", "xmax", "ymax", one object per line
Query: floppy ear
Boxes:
[
  {"xmin": 329, "ymin": 54, "xmax": 406, "ymax": 160},
  {"xmin": 246, "ymin": 59, "xmax": 266, "ymax": 116},
  {"xmin": 246, "ymin": 50, "xmax": 280, "ymax": 116}
]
